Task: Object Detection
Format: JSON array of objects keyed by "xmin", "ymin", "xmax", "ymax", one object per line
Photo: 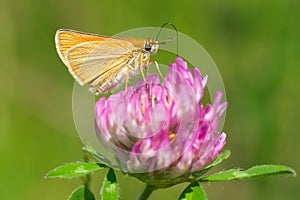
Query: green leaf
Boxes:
[
  {"xmin": 83, "ymin": 146, "xmax": 112, "ymax": 166},
  {"xmin": 206, "ymin": 149, "xmax": 231, "ymax": 169},
  {"xmin": 101, "ymin": 168, "xmax": 119, "ymax": 200},
  {"xmin": 69, "ymin": 185, "xmax": 95, "ymax": 200},
  {"xmin": 178, "ymin": 182, "xmax": 207, "ymax": 200},
  {"xmin": 193, "ymin": 150, "xmax": 231, "ymax": 178},
  {"xmin": 199, "ymin": 164, "xmax": 296, "ymax": 182},
  {"xmin": 46, "ymin": 162, "xmax": 106, "ymax": 179}
]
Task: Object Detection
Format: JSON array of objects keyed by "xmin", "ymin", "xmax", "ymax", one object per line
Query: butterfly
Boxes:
[{"xmin": 55, "ymin": 29, "xmax": 163, "ymax": 95}]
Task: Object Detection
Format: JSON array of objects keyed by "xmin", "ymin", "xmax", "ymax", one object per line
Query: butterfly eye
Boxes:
[{"xmin": 144, "ymin": 43, "xmax": 152, "ymax": 51}]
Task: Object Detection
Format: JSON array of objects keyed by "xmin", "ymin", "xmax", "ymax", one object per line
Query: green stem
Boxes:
[
  {"xmin": 138, "ymin": 184, "xmax": 157, "ymax": 200},
  {"xmin": 81, "ymin": 151, "xmax": 91, "ymax": 187}
]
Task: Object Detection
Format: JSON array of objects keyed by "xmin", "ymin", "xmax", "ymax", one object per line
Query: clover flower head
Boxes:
[{"xmin": 95, "ymin": 57, "xmax": 227, "ymax": 187}]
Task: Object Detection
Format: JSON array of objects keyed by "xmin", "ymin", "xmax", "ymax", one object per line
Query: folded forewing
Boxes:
[{"xmin": 55, "ymin": 29, "xmax": 136, "ymax": 85}]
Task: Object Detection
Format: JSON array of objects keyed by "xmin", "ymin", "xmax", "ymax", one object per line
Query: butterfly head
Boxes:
[
  {"xmin": 144, "ymin": 37, "xmax": 175, "ymax": 55},
  {"xmin": 144, "ymin": 40, "xmax": 159, "ymax": 55}
]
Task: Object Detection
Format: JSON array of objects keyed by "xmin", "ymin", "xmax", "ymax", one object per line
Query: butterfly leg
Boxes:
[
  {"xmin": 145, "ymin": 64, "xmax": 150, "ymax": 78},
  {"xmin": 153, "ymin": 61, "xmax": 164, "ymax": 78},
  {"xmin": 139, "ymin": 62, "xmax": 146, "ymax": 82},
  {"xmin": 124, "ymin": 66, "xmax": 130, "ymax": 93},
  {"xmin": 138, "ymin": 53, "xmax": 147, "ymax": 82}
]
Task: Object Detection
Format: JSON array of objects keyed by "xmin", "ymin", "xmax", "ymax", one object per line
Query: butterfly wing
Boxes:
[{"xmin": 55, "ymin": 29, "xmax": 138, "ymax": 85}]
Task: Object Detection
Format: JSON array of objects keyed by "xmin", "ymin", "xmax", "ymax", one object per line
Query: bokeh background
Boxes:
[{"xmin": 1, "ymin": 0, "xmax": 299, "ymax": 199}]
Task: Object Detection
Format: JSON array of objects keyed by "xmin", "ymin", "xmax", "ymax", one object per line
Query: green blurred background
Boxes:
[{"xmin": 1, "ymin": 0, "xmax": 299, "ymax": 199}]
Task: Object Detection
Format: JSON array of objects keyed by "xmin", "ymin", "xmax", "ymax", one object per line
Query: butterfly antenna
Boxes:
[{"xmin": 155, "ymin": 22, "xmax": 178, "ymax": 56}]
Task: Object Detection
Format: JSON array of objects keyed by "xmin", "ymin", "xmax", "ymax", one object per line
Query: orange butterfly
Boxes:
[{"xmin": 55, "ymin": 29, "xmax": 162, "ymax": 95}]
